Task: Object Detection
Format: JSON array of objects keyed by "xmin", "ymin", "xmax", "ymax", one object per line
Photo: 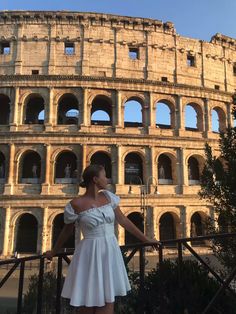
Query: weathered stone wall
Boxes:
[{"xmin": 0, "ymin": 11, "xmax": 235, "ymax": 257}]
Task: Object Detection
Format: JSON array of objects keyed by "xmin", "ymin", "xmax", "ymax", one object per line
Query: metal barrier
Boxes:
[{"xmin": 1, "ymin": 232, "xmax": 236, "ymax": 314}]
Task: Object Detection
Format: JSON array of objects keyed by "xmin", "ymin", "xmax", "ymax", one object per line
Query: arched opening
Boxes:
[
  {"xmin": 185, "ymin": 103, "xmax": 203, "ymax": 131},
  {"xmin": 155, "ymin": 102, "xmax": 172, "ymax": 129},
  {"xmin": 0, "ymin": 94, "xmax": 10, "ymax": 125},
  {"xmin": 211, "ymin": 109, "xmax": 219, "ymax": 133},
  {"xmin": 125, "ymin": 212, "xmax": 144, "ymax": 245},
  {"xmin": 159, "ymin": 213, "xmax": 176, "ymax": 246},
  {"xmin": 158, "ymin": 154, "xmax": 173, "ymax": 184},
  {"xmin": 188, "ymin": 156, "xmax": 200, "ymax": 185},
  {"xmin": 124, "ymin": 152, "xmax": 143, "ymax": 184},
  {"xmin": 124, "ymin": 99, "xmax": 143, "ymax": 127},
  {"xmin": 20, "ymin": 151, "xmax": 41, "ymax": 183},
  {"xmin": 52, "ymin": 214, "xmax": 75, "ymax": 249},
  {"xmin": 57, "ymin": 94, "xmax": 79, "ymax": 125},
  {"xmin": 90, "ymin": 152, "xmax": 112, "ymax": 180},
  {"xmin": 0, "ymin": 152, "xmax": 6, "ymax": 182},
  {"xmin": 15, "ymin": 213, "xmax": 38, "ymax": 253},
  {"xmin": 211, "ymin": 107, "xmax": 226, "ymax": 132},
  {"xmin": 55, "ymin": 151, "xmax": 77, "ymax": 183},
  {"xmin": 190, "ymin": 212, "xmax": 205, "ymax": 246},
  {"xmin": 91, "ymin": 96, "xmax": 112, "ymax": 126},
  {"xmin": 24, "ymin": 95, "xmax": 45, "ymax": 124}
]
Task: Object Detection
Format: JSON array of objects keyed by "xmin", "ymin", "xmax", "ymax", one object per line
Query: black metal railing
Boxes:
[{"xmin": 1, "ymin": 233, "xmax": 236, "ymax": 314}]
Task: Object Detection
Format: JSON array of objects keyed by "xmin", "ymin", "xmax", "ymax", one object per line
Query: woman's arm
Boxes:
[
  {"xmin": 114, "ymin": 206, "xmax": 159, "ymax": 244},
  {"xmin": 44, "ymin": 223, "xmax": 74, "ymax": 260}
]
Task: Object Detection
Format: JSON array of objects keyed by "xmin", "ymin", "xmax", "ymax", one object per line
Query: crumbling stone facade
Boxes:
[{"xmin": 0, "ymin": 11, "xmax": 235, "ymax": 257}]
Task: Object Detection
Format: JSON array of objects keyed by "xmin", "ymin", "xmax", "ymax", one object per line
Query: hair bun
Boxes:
[{"xmin": 79, "ymin": 181, "xmax": 86, "ymax": 188}]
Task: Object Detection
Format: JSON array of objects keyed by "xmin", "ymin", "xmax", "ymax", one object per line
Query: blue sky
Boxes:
[
  {"xmin": 1, "ymin": 0, "xmax": 235, "ymax": 129},
  {"xmin": 1, "ymin": 0, "xmax": 236, "ymax": 41}
]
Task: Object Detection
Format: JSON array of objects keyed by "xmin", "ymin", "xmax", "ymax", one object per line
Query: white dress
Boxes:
[{"xmin": 61, "ymin": 190, "xmax": 131, "ymax": 307}]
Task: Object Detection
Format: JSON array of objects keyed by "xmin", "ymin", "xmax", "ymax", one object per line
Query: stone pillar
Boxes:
[
  {"xmin": 4, "ymin": 144, "xmax": 15, "ymax": 195},
  {"xmin": 82, "ymin": 144, "xmax": 87, "ymax": 171},
  {"xmin": 2, "ymin": 206, "xmax": 11, "ymax": 256},
  {"xmin": 117, "ymin": 145, "xmax": 123, "ymax": 185},
  {"xmin": 14, "ymin": 24, "xmax": 23, "ymax": 74},
  {"xmin": 176, "ymin": 95, "xmax": 184, "ymax": 134},
  {"xmin": 81, "ymin": 88, "xmax": 89, "ymax": 129},
  {"xmin": 48, "ymin": 23, "xmax": 56, "ymax": 74},
  {"xmin": 203, "ymin": 98, "xmax": 210, "ymax": 137},
  {"xmin": 226, "ymin": 102, "xmax": 233, "ymax": 127},
  {"xmin": 10, "ymin": 87, "xmax": 19, "ymax": 131},
  {"xmin": 41, "ymin": 207, "xmax": 49, "ymax": 253},
  {"xmin": 116, "ymin": 90, "xmax": 123, "ymax": 129},
  {"xmin": 45, "ymin": 87, "xmax": 54, "ymax": 131},
  {"xmin": 41, "ymin": 144, "xmax": 51, "ymax": 194},
  {"xmin": 180, "ymin": 206, "xmax": 187, "ymax": 238},
  {"xmin": 176, "ymin": 148, "xmax": 184, "ymax": 194},
  {"xmin": 149, "ymin": 93, "xmax": 156, "ymax": 129}
]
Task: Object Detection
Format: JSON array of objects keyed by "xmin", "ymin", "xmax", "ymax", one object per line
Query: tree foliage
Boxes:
[{"xmin": 199, "ymin": 115, "xmax": 236, "ymax": 270}]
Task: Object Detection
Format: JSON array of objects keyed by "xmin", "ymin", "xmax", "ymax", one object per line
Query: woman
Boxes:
[{"xmin": 45, "ymin": 164, "xmax": 159, "ymax": 314}]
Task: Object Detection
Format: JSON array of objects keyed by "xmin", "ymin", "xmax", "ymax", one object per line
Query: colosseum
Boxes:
[{"xmin": 0, "ymin": 10, "xmax": 235, "ymax": 258}]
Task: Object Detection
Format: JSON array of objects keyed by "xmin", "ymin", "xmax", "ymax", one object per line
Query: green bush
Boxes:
[{"xmin": 115, "ymin": 259, "xmax": 236, "ymax": 314}]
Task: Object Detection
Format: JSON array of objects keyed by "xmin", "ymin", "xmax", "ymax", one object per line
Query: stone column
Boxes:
[
  {"xmin": 149, "ymin": 93, "xmax": 156, "ymax": 129},
  {"xmin": 117, "ymin": 145, "xmax": 123, "ymax": 185},
  {"xmin": 203, "ymin": 98, "xmax": 210, "ymax": 137},
  {"xmin": 45, "ymin": 87, "xmax": 54, "ymax": 131},
  {"xmin": 2, "ymin": 206, "xmax": 11, "ymax": 256},
  {"xmin": 14, "ymin": 24, "xmax": 23, "ymax": 74},
  {"xmin": 41, "ymin": 207, "xmax": 49, "ymax": 253},
  {"xmin": 10, "ymin": 87, "xmax": 19, "ymax": 131},
  {"xmin": 116, "ymin": 90, "xmax": 123, "ymax": 129},
  {"xmin": 180, "ymin": 206, "xmax": 187, "ymax": 238},
  {"xmin": 176, "ymin": 148, "xmax": 184, "ymax": 194},
  {"xmin": 80, "ymin": 88, "xmax": 89, "ymax": 130},
  {"xmin": 118, "ymin": 223, "xmax": 125, "ymax": 245},
  {"xmin": 176, "ymin": 95, "xmax": 185, "ymax": 134},
  {"xmin": 226, "ymin": 102, "xmax": 233, "ymax": 127},
  {"xmin": 82, "ymin": 144, "xmax": 87, "ymax": 171},
  {"xmin": 41, "ymin": 144, "xmax": 51, "ymax": 194},
  {"xmin": 4, "ymin": 144, "xmax": 15, "ymax": 195},
  {"xmin": 48, "ymin": 23, "xmax": 56, "ymax": 74}
]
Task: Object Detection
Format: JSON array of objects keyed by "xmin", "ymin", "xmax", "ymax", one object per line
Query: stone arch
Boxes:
[
  {"xmin": 57, "ymin": 93, "xmax": 79, "ymax": 125},
  {"xmin": 0, "ymin": 94, "xmax": 11, "ymax": 125},
  {"xmin": 190, "ymin": 211, "xmax": 208, "ymax": 246},
  {"xmin": 54, "ymin": 150, "xmax": 78, "ymax": 183},
  {"xmin": 90, "ymin": 151, "xmax": 112, "ymax": 179},
  {"xmin": 15, "ymin": 213, "xmax": 38, "ymax": 253},
  {"xmin": 124, "ymin": 151, "xmax": 144, "ymax": 184},
  {"xmin": 155, "ymin": 99, "xmax": 175, "ymax": 129},
  {"xmin": 184, "ymin": 102, "xmax": 204, "ymax": 131},
  {"xmin": 187, "ymin": 154, "xmax": 205, "ymax": 185},
  {"xmin": 52, "ymin": 213, "xmax": 75, "ymax": 249},
  {"xmin": 125, "ymin": 212, "xmax": 144, "ymax": 244},
  {"xmin": 23, "ymin": 93, "xmax": 45, "ymax": 124},
  {"xmin": 19, "ymin": 150, "xmax": 41, "ymax": 183},
  {"xmin": 159, "ymin": 212, "xmax": 180, "ymax": 246},
  {"xmin": 211, "ymin": 106, "xmax": 227, "ymax": 132},
  {"xmin": 90, "ymin": 95, "xmax": 112, "ymax": 126},
  {"xmin": 124, "ymin": 96, "xmax": 144, "ymax": 127}
]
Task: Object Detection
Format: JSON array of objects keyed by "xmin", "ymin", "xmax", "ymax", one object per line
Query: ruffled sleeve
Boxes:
[
  {"xmin": 104, "ymin": 190, "xmax": 120, "ymax": 210},
  {"xmin": 64, "ymin": 202, "xmax": 79, "ymax": 224}
]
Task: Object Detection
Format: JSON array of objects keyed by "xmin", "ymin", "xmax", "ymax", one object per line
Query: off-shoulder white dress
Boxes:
[{"xmin": 61, "ymin": 190, "xmax": 131, "ymax": 307}]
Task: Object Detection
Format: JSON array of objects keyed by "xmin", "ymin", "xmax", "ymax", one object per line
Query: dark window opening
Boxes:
[
  {"xmin": 32, "ymin": 70, "xmax": 39, "ymax": 75},
  {"xmin": 65, "ymin": 42, "xmax": 75, "ymax": 55},
  {"xmin": 161, "ymin": 77, "xmax": 168, "ymax": 82},
  {"xmin": 233, "ymin": 63, "xmax": 236, "ymax": 76},
  {"xmin": 0, "ymin": 42, "xmax": 10, "ymax": 55},
  {"xmin": 129, "ymin": 47, "xmax": 139, "ymax": 60},
  {"xmin": 187, "ymin": 55, "xmax": 195, "ymax": 67},
  {"xmin": 215, "ymin": 85, "xmax": 220, "ymax": 90}
]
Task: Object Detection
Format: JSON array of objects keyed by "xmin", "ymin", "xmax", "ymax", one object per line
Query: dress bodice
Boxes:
[{"xmin": 64, "ymin": 190, "xmax": 120, "ymax": 239}]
